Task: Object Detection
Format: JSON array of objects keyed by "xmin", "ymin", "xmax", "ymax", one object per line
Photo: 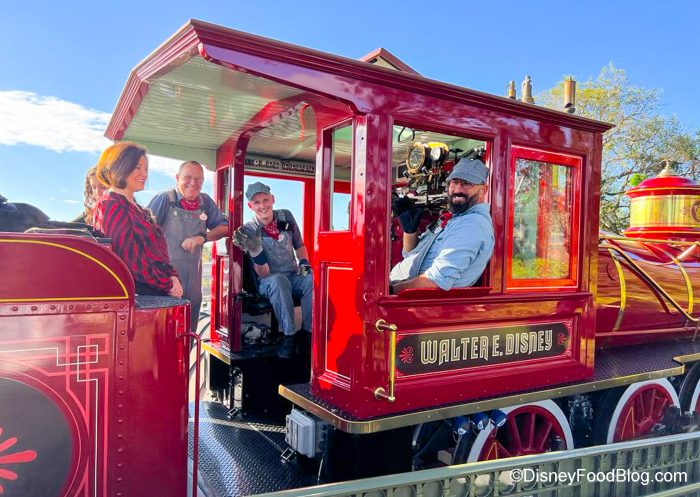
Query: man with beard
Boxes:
[{"xmin": 390, "ymin": 157, "xmax": 494, "ymax": 292}]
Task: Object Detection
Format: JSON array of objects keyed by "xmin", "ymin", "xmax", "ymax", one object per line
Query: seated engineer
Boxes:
[
  {"xmin": 232, "ymin": 182, "xmax": 313, "ymax": 358},
  {"xmin": 390, "ymin": 157, "xmax": 495, "ymax": 293}
]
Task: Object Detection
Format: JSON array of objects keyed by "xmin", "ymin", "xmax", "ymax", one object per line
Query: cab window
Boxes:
[
  {"xmin": 507, "ymin": 146, "xmax": 581, "ymax": 290},
  {"xmin": 389, "ymin": 124, "xmax": 490, "ymax": 290},
  {"xmin": 326, "ymin": 123, "xmax": 352, "ymax": 231}
]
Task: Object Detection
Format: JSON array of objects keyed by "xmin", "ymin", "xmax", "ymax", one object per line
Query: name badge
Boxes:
[
  {"xmin": 199, "ymin": 212, "xmax": 208, "ymax": 221},
  {"xmin": 279, "ymin": 233, "xmax": 286, "ymax": 242}
]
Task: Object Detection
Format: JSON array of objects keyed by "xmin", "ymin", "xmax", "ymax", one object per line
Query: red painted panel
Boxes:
[
  {"xmin": 0, "ymin": 234, "xmax": 133, "ymax": 302},
  {"xmin": 317, "ymin": 262, "xmax": 362, "ymax": 391},
  {"xmin": 0, "ymin": 311, "xmax": 114, "ymax": 496},
  {"xmin": 111, "ymin": 303, "xmax": 188, "ymax": 497},
  {"xmin": 0, "ymin": 235, "xmax": 189, "ymax": 496}
]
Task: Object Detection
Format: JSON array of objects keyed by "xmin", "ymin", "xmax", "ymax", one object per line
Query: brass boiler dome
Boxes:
[{"xmin": 624, "ymin": 162, "xmax": 700, "ymax": 240}]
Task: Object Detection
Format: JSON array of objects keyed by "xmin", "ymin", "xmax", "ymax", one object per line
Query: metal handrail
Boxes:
[
  {"xmin": 600, "ymin": 242, "xmax": 698, "ymax": 326},
  {"xmin": 600, "ymin": 234, "xmax": 700, "ymax": 247},
  {"xmin": 179, "ymin": 331, "xmax": 201, "ymax": 497},
  {"xmin": 253, "ymin": 431, "xmax": 700, "ymax": 497},
  {"xmin": 374, "ymin": 319, "xmax": 398, "ymax": 402}
]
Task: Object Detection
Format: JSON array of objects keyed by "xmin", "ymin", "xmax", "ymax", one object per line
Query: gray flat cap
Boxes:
[
  {"xmin": 245, "ymin": 181, "xmax": 271, "ymax": 201},
  {"xmin": 446, "ymin": 158, "xmax": 489, "ymax": 184}
]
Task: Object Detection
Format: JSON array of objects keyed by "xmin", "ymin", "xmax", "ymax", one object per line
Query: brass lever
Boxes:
[{"xmin": 375, "ymin": 319, "xmax": 397, "ymax": 333}]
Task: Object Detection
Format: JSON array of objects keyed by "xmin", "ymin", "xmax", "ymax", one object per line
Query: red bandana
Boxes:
[
  {"xmin": 262, "ymin": 222, "xmax": 280, "ymax": 240},
  {"xmin": 439, "ymin": 212, "xmax": 453, "ymax": 228},
  {"xmin": 179, "ymin": 198, "xmax": 200, "ymax": 211}
]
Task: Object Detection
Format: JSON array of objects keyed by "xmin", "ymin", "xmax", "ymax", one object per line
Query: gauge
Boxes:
[
  {"xmin": 427, "ymin": 142, "xmax": 449, "ymax": 165},
  {"xmin": 406, "ymin": 143, "xmax": 427, "ymax": 174}
]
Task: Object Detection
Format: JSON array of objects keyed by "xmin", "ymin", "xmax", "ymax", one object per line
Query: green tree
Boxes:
[{"xmin": 538, "ymin": 64, "xmax": 700, "ymax": 233}]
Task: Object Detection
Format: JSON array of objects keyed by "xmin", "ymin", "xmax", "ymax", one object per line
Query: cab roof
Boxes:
[{"xmin": 105, "ymin": 19, "xmax": 612, "ymax": 168}]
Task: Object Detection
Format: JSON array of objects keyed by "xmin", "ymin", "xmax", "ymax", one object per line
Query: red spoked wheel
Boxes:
[
  {"xmin": 462, "ymin": 400, "xmax": 574, "ymax": 463},
  {"xmin": 605, "ymin": 379, "xmax": 680, "ymax": 444}
]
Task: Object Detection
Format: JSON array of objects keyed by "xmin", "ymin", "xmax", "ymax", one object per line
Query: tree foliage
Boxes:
[{"xmin": 538, "ymin": 64, "xmax": 700, "ymax": 233}]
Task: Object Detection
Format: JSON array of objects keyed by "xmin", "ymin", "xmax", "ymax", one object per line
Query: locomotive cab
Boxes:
[
  {"xmin": 301, "ymin": 122, "xmax": 598, "ymax": 420},
  {"xmin": 7, "ymin": 21, "xmax": 700, "ymax": 496},
  {"xmin": 206, "ymin": 105, "xmax": 601, "ymax": 422}
]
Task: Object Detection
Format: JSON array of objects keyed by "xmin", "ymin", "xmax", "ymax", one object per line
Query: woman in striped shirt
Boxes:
[{"xmin": 94, "ymin": 142, "xmax": 183, "ymax": 297}]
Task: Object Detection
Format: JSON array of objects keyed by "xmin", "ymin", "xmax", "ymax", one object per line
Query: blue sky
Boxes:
[{"xmin": 1, "ymin": 0, "xmax": 699, "ymax": 222}]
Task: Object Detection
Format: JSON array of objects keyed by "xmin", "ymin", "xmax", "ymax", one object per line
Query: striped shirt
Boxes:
[{"xmin": 94, "ymin": 192, "xmax": 177, "ymax": 294}]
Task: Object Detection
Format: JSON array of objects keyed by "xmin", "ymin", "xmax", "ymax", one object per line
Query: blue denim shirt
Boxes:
[{"xmin": 390, "ymin": 203, "xmax": 494, "ymax": 290}]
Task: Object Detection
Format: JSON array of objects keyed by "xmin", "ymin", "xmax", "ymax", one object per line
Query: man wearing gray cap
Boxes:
[
  {"xmin": 390, "ymin": 157, "xmax": 494, "ymax": 292},
  {"xmin": 233, "ymin": 181, "xmax": 312, "ymax": 358}
]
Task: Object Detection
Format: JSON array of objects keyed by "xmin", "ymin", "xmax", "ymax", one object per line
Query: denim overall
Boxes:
[
  {"xmin": 162, "ymin": 190, "xmax": 206, "ymax": 333},
  {"xmin": 254, "ymin": 211, "xmax": 313, "ymax": 335}
]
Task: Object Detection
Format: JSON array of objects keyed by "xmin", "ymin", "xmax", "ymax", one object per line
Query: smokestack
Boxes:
[{"xmin": 564, "ymin": 77, "xmax": 576, "ymax": 114}]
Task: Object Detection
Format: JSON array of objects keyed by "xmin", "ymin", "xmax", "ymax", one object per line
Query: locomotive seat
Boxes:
[{"xmin": 241, "ymin": 253, "xmax": 301, "ymax": 334}]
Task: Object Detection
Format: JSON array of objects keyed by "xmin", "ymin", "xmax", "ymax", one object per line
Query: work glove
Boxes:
[
  {"xmin": 298, "ymin": 258, "xmax": 312, "ymax": 277},
  {"xmin": 232, "ymin": 227, "xmax": 263, "ymax": 257},
  {"xmin": 393, "ymin": 196, "xmax": 424, "ymax": 234},
  {"xmin": 392, "ymin": 195, "xmax": 415, "ymax": 217},
  {"xmin": 398, "ymin": 207, "xmax": 424, "ymax": 234}
]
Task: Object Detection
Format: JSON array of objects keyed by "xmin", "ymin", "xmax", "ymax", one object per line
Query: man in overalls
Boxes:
[
  {"xmin": 148, "ymin": 161, "xmax": 228, "ymax": 332},
  {"xmin": 232, "ymin": 182, "xmax": 312, "ymax": 358}
]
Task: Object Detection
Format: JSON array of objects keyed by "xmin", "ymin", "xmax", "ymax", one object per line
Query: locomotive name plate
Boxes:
[
  {"xmin": 395, "ymin": 321, "xmax": 571, "ymax": 375},
  {"xmin": 245, "ymin": 155, "xmax": 315, "ymax": 178}
]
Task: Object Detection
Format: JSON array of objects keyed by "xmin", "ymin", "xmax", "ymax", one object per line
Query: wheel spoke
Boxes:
[
  {"xmin": 619, "ymin": 408, "xmax": 635, "ymax": 440},
  {"xmin": 647, "ymin": 390, "xmax": 657, "ymax": 421},
  {"xmin": 524, "ymin": 412, "xmax": 536, "ymax": 451},
  {"xmin": 494, "ymin": 440, "xmax": 513, "ymax": 459},
  {"xmin": 634, "ymin": 392, "xmax": 646, "ymax": 423},
  {"xmin": 654, "ymin": 393, "xmax": 669, "ymax": 419},
  {"xmin": 536, "ymin": 420, "xmax": 554, "ymax": 452},
  {"xmin": 506, "ymin": 416, "xmax": 523, "ymax": 453},
  {"xmin": 481, "ymin": 437, "xmax": 500, "ymax": 460}
]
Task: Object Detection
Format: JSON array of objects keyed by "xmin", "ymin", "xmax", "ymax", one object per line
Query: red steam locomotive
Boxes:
[{"xmin": 2, "ymin": 19, "xmax": 700, "ymax": 496}]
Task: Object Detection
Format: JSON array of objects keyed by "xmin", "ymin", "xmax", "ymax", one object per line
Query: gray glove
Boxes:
[
  {"xmin": 297, "ymin": 258, "xmax": 312, "ymax": 276},
  {"xmin": 232, "ymin": 227, "xmax": 263, "ymax": 257}
]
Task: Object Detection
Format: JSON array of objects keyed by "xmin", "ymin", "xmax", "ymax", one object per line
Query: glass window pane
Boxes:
[
  {"xmin": 512, "ymin": 159, "xmax": 573, "ymax": 280},
  {"xmin": 332, "ymin": 192, "xmax": 350, "ymax": 230},
  {"xmin": 329, "ymin": 124, "xmax": 352, "ymax": 231}
]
